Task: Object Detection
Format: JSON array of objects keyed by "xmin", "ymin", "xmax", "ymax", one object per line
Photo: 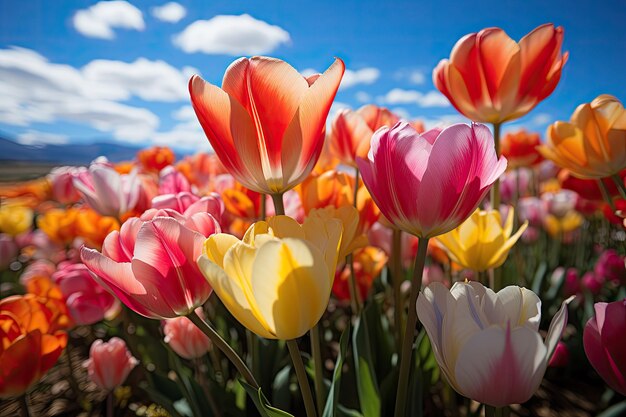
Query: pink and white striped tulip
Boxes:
[
  {"xmin": 417, "ymin": 281, "xmax": 570, "ymax": 407},
  {"xmin": 583, "ymin": 299, "xmax": 626, "ymax": 396},
  {"xmin": 73, "ymin": 162, "xmax": 144, "ymax": 218},
  {"xmin": 48, "ymin": 166, "xmax": 88, "ymax": 204},
  {"xmin": 84, "ymin": 337, "xmax": 138, "ymax": 391},
  {"xmin": 80, "ymin": 216, "xmax": 212, "ymax": 319},
  {"xmin": 357, "ymin": 122, "xmax": 506, "ymax": 238}
]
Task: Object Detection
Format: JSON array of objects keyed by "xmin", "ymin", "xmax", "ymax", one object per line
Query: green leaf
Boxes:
[
  {"xmin": 272, "ymin": 365, "xmax": 292, "ymax": 411},
  {"xmin": 597, "ymin": 401, "xmax": 626, "ymax": 417},
  {"xmin": 531, "ymin": 261, "xmax": 547, "ymax": 295},
  {"xmin": 241, "ymin": 381, "xmax": 295, "ymax": 417},
  {"xmin": 353, "ymin": 306, "xmax": 381, "ymax": 417},
  {"xmin": 322, "ymin": 324, "xmax": 351, "ymax": 417},
  {"xmin": 337, "ymin": 405, "xmax": 365, "ymax": 417}
]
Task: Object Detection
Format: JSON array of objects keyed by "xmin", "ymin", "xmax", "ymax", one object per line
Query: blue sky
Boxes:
[{"xmin": 1, "ymin": 0, "xmax": 625, "ymax": 152}]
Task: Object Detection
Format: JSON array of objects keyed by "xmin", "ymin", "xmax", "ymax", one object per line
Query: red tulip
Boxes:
[
  {"xmin": 434, "ymin": 24, "xmax": 567, "ymax": 124},
  {"xmin": 189, "ymin": 56, "xmax": 344, "ymax": 195}
]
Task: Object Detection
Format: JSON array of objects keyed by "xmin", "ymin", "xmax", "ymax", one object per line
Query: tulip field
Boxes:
[{"xmin": 2, "ymin": 21, "xmax": 626, "ymax": 417}]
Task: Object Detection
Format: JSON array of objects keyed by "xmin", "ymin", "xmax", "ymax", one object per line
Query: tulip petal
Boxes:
[
  {"xmin": 80, "ymin": 247, "xmax": 156, "ymax": 318},
  {"xmin": 0, "ymin": 330, "xmax": 42, "ymax": 398},
  {"xmin": 204, "ymin": 233, "xmax": 242, "ymax": 268},
  {"xmin": 131, "ymin": 218, "xmax": 209, "ymax": 317},
  {"xmin": 189, "ymin": 74, "xmax": 263, "ymax": 192},
  {"xmin": 454, "ymin": 324, "xmax": 547, "ymax": 407},
  {"xmin": 544, "ymin": 296, "xmax": 571, "ymax": 359},
  {"xmin": 251, "ymin": 238, "xmax": 331, "ymax": 340},
  {"xmin": 197, "ymin": 255, "xmax": 274, "ymax": 339},
  {"xmin": 282, "ymin": 58, "xmax": 345, "ymax": 188}
]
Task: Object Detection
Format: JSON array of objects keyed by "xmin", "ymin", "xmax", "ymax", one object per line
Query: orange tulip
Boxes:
[
  {"xmin": 74, "ymin": 208, "xmax": 120, "ymax": 249},
  {"xmin": 501, "ymin": 129, "xmax": 544, "ymax": 168},
  {"xmin": 0, "ymin": 179, "xmax": 51, "ymax": 208},
  {"xmin": 137, "ymin": 146, "xmax": 176, "ymax": 173},
  {"xmin": 189, "ymin": 56, "xmax": 344, "ymax": 195},
  {"xmin": 300, "ymin": 170, "xmax": 380, "ymax": 234},
  {"xmin": 329, "ymin": 105, "xmax": 399, "ymax": 167},
  {"xmin": 0, "ymin": 295, "xmax": 68, "ymax": 398},
  {"xmin": 434, "ymin": 24, "xmax": 568, "ymax": 124},
  {"xmin": 176, "ymin": 152, "xmax": 226, "ymax": 191},
  {"xmin": 538, "ymin": 95, "xmax": 626, "ymax": 179},
  {"xmin": 37, "ymin": 207, "xmax": 80, "ymax": 245}
]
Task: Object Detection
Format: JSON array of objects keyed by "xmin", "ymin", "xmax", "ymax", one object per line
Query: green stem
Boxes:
[
  {"xmin": 271, "ymin": 193, "xmax": 285, "ymax": 216},
  {"xmin": 346, "ymin": 253, "xmax": 362, "ymax": 314},
  {"xmin": 598, "ymin": 179, "xmax": 617, "ymax": 212},
  {"xmin": 310, "ymin": 324, "xmax": 326, "ymax": 415},
  {"xmin": 19, "ymin": 393, "xmax": 31, "ymax": 417},
  {"xmin": 391, "ymin": 229, "xmax": 403, "ymax": 352},
  {"xmin": 490, "ymin": 123, "xmax": 502, "ymax": 210},
  {"xmin": 195, "ymin": 359, "xmax": 222, "ymax": 417},
  {"xmin": 347, "ymin": 167, "xmax": 362, "ymax": 314},
  {"xmin": 287, "ymin": 339, "xmax": 318, "ymax": 417},
  {"xmin": 394, "ymin": 237, "xmax": 430, "ymax": 417},
  {"xmin": 187, "ymin": 311, "xmax": 259, "ymax": 389},
  {"xmin": 107, "ymin": 391, "xmax": 114, "ymax": 417},
  {"xmin": 611, "ymin": 174, "xmax": 626, "ymax": 200}
]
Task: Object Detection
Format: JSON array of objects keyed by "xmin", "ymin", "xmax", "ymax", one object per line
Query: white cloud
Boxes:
[
  {"xmin": 173, "ymin": 14, "xmax": 290, "ymax": 55},
  {"xmin": 172, "ymin": 105, "xmax": 196, "ymax": 121},
  {"xmin": 300, "ymin": 68, "xmax": 318, "ymax": 78},
  {"xmin": 152, "ymin": 2, "xmax": 186, "ymax": 23},
  {"xmin": 17, "ymin": 130, "xmax": 69, "ymax": 147},
  {"xmin": 0, "ymin": 47, "xmax": 166, "ymax": 141},
  {"xmin": 355, "ymin": 91, "xmax": 371, "ymax": 103},
  {"xmin": 82, "ymin": 58, "xmax": 196, "ymax": 102},
  {"xmin": 340, "ymin": 68, "xmax": 380, "ymax": 90},
  {"xmin": 531, "ymin": 113, "xmax": 552, "ymax": 126},
  {"xmin": 73, "ymin": 1, "xmax": 145, "ymax": 40},
  {"xmin": 408, "ymin": 70, "xmax": 426, "ymax": 85},
  {"xmin": 379, "ymin": 88, "xmax": 450, "ymax": 108}
]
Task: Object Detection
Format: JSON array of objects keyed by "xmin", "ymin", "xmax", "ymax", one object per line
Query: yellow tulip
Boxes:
[
  {"xmin": 0, "ymin": 201, "xmax": 34, "ymax": 236},
  {"xmin": 436, "ymin": 208, "xmax": 528, "ymax": 272},
  {"xmin": 197, "ymin": 215, "xmax": 342, "ymax": 340},
  {"xmin": 306, "ymin": 206, "xmax": 367, "ymax": 260},
  {"xmin": 538, "ymin": 94, "xmax": 626, "ymax": 179},
  {"xmin": 544, "ymin": 211, "xmax": 584, "ymax": 238}
]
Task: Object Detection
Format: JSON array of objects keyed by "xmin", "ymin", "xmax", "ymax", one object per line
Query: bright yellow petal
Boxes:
[
  {"xmin": 197, "ymin": 255, "xmax": 274, "ymax": 339},
  {"xmin": 203, "ymin": 233, "xmax": 240, "ymax": 267},
  {"xmin": 250, "ymin": 238, "xmax": 331, "ymax": 340}
]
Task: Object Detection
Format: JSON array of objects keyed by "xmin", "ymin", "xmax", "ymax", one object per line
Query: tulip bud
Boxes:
[{"xmin": 84, "ymin": 338, "xmax": 138, "ymax": 391}]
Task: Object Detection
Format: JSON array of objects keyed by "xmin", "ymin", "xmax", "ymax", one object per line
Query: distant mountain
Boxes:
[{"xmin": 0, "ymin": 136, "xmax": 191, "ymax": 165}]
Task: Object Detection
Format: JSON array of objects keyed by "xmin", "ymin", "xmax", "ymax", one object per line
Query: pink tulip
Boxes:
[
  {"xmin": 357, "ymin": 122, "xmax": 506, "ymax": 238},
  {"xmin": 517, "ymin": 197, "xmax": 548, "ymax": 227},
  {"xmin": 548, "ymin": 342, "xmax": 570, "ymax": 367},
  {"xmin": 0, "ymin": 234, "xmax": 17, "ymax": 270},
  {"xmin": 594, "ymin": 250, "xmax": 626, "ymax": 285},
  {"xmin": 581, "ymin": 272, "xmax": 605, "ymax": 295},
  {"xmin": 48, "ymin": 166, "xmax": 88, "ymax": 204},
  {"xmin": 84, "ymin": 337, "xmax": 138, "ymax": 391},
  {"xmin": 499, "ymin": 168, "xmax": 531, "ymax": 203},
  {"xmin": 562, "ymin": 268, "xmax": 581, "ymax": 298},
  {"xmin": 73, "ymin": 161, "xmax": 146, "ymax": 218},
  {"xmin": 583, "ymin": 300, "xmax": 626, "ymax": 395},
  {"xmin": 542, "ymin": 190, "xmax": 578, "ymax": 218},
  {"xmin": 51, "ymin": 262, "xmax": 119, "ymax": 325},
  {"xmin": 158, "ymin": 166, "xmax": 191, "ymax": 195},
  {"xmin": 163, "ymin": 309, "xmax": 211, "ymax": 360},
  {"xmin": 143, "ymin": 195, "xmax": 223, "ymax": 238},
  {"xmin": 81, "ymin": 216, "xmax": 212, "ymax": 319},
  {"xmin": 189, "ymin": 56, "xmax": 344, "ymax": 195}
]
